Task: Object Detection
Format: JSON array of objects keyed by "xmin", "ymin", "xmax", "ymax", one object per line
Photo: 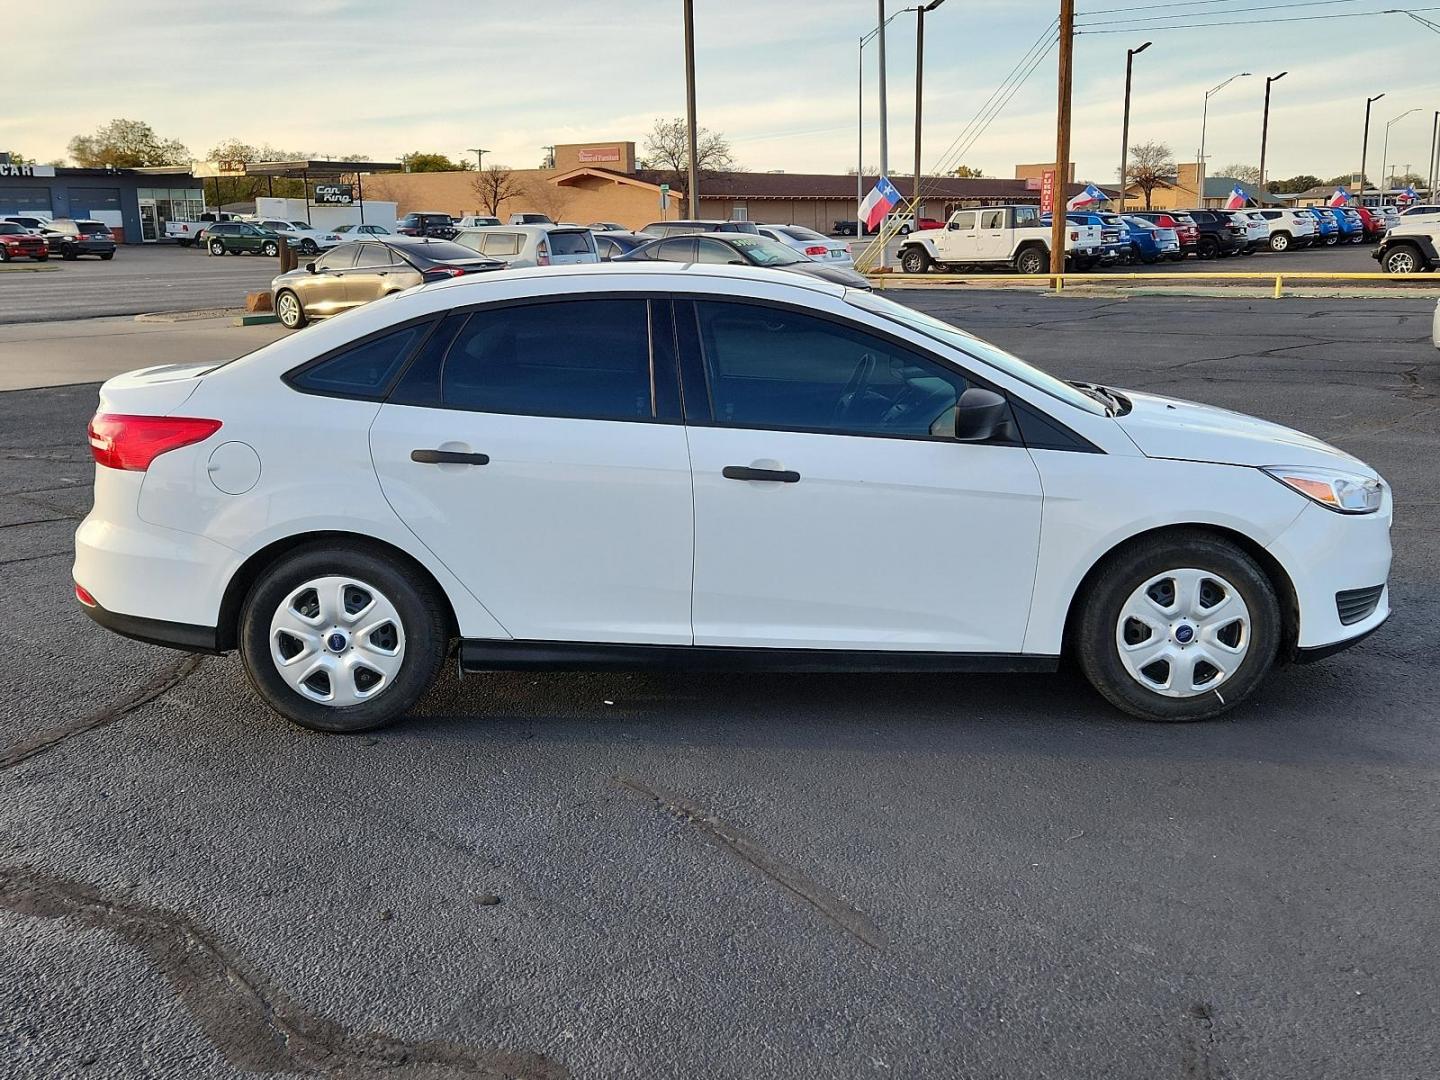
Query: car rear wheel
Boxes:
[
  {"xmin": 1383, "ymin": 245, "xmax": 1423, "ymax": 274},
  {"xmin": 275, "ymin": 289, "xmax": 307, "ymax": 329},
  {"xmin": 209, "ymin": 240, "xmax": 225, "ymax": 256},
  {"xmin": 1325, "ymin": 233, "xmax": 1338, "ymax": 246},
  {"xmin": 239, "ymin": 543, "xmax": 448, "ymax": 733},
  {"xmin": 1076, "ymin": 532, "xmax": 1281, "ymax": 721},
  {"xmin": 99, "ymin": 252, "xmax": 113, "ymax": 260},
  {"xmin": 1197, "ymin": 237, "xmax": 1217, "ymax": 259},
  {"xmin": 300, "ymin": 239, "xmax": 318, "ymax": 255},
  {"xmin": 1269, "ymin": 232, "xmax": 1291, "ymax": 252},
  {"xmin": 1014, "ymin": 247, "xmax": 1046, "ymax": 275},
  {"xmin": 261, "ymin": 241, "xmax": 279, "ymax": 257}
]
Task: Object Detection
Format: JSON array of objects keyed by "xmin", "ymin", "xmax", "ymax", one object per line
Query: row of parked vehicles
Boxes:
[{"xmin": 0, "ymin": 216, "xmax": 118, "ymax": 260}]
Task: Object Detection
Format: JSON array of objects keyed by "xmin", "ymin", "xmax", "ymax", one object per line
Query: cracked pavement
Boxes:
[{"xmin": 1, "ymin": 295, "xmax": 1437, "ymax": 1079}]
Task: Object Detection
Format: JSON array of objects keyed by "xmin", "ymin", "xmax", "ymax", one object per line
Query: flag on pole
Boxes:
[
  {"xmin": 1224, "ymin": 184, "xmax": 1248, "ymax": 210},
  {"xmin": 1066, "ymin": 183, "xmax": 1106, "ymax": 210},
  {"xmin": 1400, "ymin": 184, "xmax": 1419, "ymax": 203},
  {"xmin": 1327, "ymin": 186, "xmax": 1351, "ymax": 207},
  {"xmin": 859, "ymin": 175, "xmax": 903, "ymax": 231}
]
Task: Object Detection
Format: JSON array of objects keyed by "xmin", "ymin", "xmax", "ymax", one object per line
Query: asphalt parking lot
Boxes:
[
  {"xmin": 0, "ymin": 240, "xmax": 1395, "ymax": 326},
  {"xmin": 2, "ymin": 292, "xmax": 1438, "ymax": 1079}
]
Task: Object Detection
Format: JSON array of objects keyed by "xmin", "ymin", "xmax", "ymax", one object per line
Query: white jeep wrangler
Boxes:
[{"xmin": 898, "ymin": 205, "xmax": 1103, "ymax": 275}]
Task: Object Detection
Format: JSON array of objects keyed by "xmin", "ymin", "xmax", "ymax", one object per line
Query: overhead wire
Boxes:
[{"xmin": 1075, "ymin": 2, "xmax": 1440, "ymax": 31}]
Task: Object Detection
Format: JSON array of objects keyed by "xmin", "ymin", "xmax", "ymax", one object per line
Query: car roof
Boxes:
[{"xmin": 422, "ymin": 260, "xmax": 848, "ymax": 299}]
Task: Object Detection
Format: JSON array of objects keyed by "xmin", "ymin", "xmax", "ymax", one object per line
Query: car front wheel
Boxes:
[
  {"xmin": 1076, "ymin": 531, "xmax": 1281, "ymax": 721},
  {"xmin": 209, "ymin": 240, "xmax": 225, "ymax": 256},
  {"xmin": 1383, "ymin": 246, "xmax": 1423, "ymax": 274},
  {"xmin": 238, "ymin": 542, "xmax": 448, "ymax": 733},
  {"xmin": 1269, "ymin": 232, "xmax": 1290, "ymax": 252},
  {"xmin": 900, "ymin": 247, "xmax": 930, "ymax": 274},
  {"xmin": 261, "ymin": 241, "xmax": 279, "ymax": 257}
]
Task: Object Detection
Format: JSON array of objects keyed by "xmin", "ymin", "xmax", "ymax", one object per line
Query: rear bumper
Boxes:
[{"xmin": 80, "ymin": 597, "xmax": 221, "ymax": 654}]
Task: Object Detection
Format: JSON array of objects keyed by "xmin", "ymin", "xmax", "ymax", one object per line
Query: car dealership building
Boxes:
[{"xmin": 0, "ymin": 162, "xmax": 203, "ymax": 243}]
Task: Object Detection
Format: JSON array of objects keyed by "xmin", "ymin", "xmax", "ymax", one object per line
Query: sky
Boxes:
[{"xmin": 2, "ymin": 0, "xmax": 1437, "ymax": 186}]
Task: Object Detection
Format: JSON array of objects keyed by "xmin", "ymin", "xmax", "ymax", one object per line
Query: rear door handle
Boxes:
[
  {"xmin": 411, "ymin": 449, "xmax": 489, "ymax": 466},
  {"xmin": 723, "ymin": 466, "xmax": 799, "ymax": 483}
]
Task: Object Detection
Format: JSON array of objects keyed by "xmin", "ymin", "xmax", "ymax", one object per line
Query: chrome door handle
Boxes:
[{"xmin": 411, "ymin": 449, "xmax": 489, "ymax": 465}]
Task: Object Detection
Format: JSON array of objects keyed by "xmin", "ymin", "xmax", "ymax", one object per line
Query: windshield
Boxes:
[
  {"xmin": 0, "ymin": 223, "xmax": 23, "ymax": 234},
  {"xmin": 845, "ymin": 292, "xmax": 1107, "ymax": 415},
  {"xmin": 397, "ymin": 239, "xmax": 488, "ymax": 262},
  {"xmin": 726, "ymin": 236, "xmax": 805, "ymax": 266}
]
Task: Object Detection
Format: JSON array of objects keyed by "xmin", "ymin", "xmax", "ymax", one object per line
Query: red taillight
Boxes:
[
  {"xmin": 75, "ymin": 583, "xmax": 97, "ymax": 607},
  {"xmin": 87, "ymin": 413, "xmax": 222, "ymax": 471},
  {"xmin": 804, "ymin": 245, "xmax": 828, "ymax": 256},
  {"xmin": 536, "ymin": 244, "xmax": 550, "ymax": 267},
  {"xmin": 1069, "ymin": 230, "xmax": 1079, "ymax": 241},
  {"xmin": 428, "ymin": 265, "xmax": 467, "ymax": 278}
]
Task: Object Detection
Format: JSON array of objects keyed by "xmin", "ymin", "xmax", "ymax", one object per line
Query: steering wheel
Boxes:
[{"xmin": 832, "ymin": 352, "xmax": 876, "ymax": 422}]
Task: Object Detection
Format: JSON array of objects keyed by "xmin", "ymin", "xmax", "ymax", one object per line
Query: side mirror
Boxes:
[
  {"xmin": 953, "ymin": 387, "xmax": 1009, "ymax": 442},
  {"xmin": 304, "ymin": 262, "xmax": 316, "ymax": 273}
]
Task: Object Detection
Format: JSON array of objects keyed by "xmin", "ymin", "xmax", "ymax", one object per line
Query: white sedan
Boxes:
[
  {"xmin": 332, "ymin": 223, "xmax": 394, "ymax": 239},
  {"xmin": 74, "ymin": 263, "xmax": 1391, "ymax": 732},
  {"xmin": 757, "ymin": 224, "xmax": 855, "ymax": 268},
  {"xmin": 254, "ymin": 219, "xmax": 345, "ymax": 255}
]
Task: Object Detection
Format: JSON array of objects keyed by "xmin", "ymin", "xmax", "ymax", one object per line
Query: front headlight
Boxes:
[{"xmin": 1264, "ymin": 465, "xmax": 1383, "ymax": 514}]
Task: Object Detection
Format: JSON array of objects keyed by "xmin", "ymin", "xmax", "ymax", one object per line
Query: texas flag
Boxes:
[
  {"xmin": 1224, "ymin": 184, "xmax": 1249, "ymax": 210},
  {"xmin": 1400, "ymin": 184, "xmax": 1419, "ymax": 203},
  {"xmin": 1066, "ymin": 183, "xmax": 1106, "ymax": 210},
  {"xmin": 859, "ymin": 175, "xmax": 903, "ymax": 231},
  {"xmin": 1327, "ymin": 186, "xmax": 1351, "ymax": 207}
]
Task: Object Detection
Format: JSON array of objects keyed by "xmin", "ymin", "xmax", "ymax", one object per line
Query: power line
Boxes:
[
  {"xmin": 1076, "ymin": 4, "xmax": 1440, "ymax": 31},
  {"xmin": 1080, "ymin": 0, "xmax": 1265, "ymax": 14},
  {"xmin": 1079, "ymin": 0, "xmax": 1379, "ymax": 26}
]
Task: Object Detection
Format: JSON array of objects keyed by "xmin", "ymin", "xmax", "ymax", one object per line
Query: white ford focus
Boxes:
[{"xmin": 74, "ymin": 264, "xmax": 1391, "ymax": 732}]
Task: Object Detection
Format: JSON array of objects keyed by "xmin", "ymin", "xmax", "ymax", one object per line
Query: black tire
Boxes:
[
  {"xmin": 261, "ymin": 240, "xmax": 279, "ymax": 257},
  {"xmin": 1382, "ymin": 245, "xmax": 1425, "ymax": 274},
  {"xmin": 99, "ymin": 252, "xmax": 114, "ymax": 260},
  {"xmin": 35, "ymin": 254, "xmax": 48, "ymax": 261},
  {"xmin": 238, "ymin": 542, "xmax": 448, "ymax": 733},
  {"xmin": 1324, "ymin": 233, "xmax": 1338, "ymax": 246},
  {"xmin": 62, "ymin": 251, "xmax": 77, "ymax": 260},
  {"xmin": 900, "ymin": 246, "xmax": 931, "ymax": 274},
  {"xmin": 1197, "ymin": 237, "xmax": 1218, "ymax": 259},
  {"xmin": 1014, "ymin": 246, "xmax": 1046, "ymax": 275},
  {"xmin": 1075, "ymin": 531, "xmax": 1281, "ymax": 722},
  {"xmin": 300, "ymin": 239, "xmax": 318, "ymax": 255},
  {"xmin": 0, "ymin": 247, "xmax": 8, "ymax": 263},
  {"xmin": 275, "ymin": 289, "xmax": 307, "ymax": 329},
  {"xmin": 209, "ymin": 239, "xmax": 225, "ymax": 256},
  {"xmin": 1269, "ymin": 231, "xmax": 1290, "ymax": 253}
]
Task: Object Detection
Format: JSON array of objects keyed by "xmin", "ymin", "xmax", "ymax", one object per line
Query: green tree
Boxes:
[
  {"xmin": 67, "ymin": 119, "xmax": 190, "ymax": 168},
  {"xmin": 951, "ymin": 165, "xmax": 984, "ymax": 178},
  {"xmin": 403, "ymin": 151, "xmax": 471, "ymax": 172},
  {"xmin": 2, "ymin": 151, "xmax": 34, "ymax": 164},
  {"xmin": 1265, "ymin": 174, "xmax": 1322, "ymax": 194}
]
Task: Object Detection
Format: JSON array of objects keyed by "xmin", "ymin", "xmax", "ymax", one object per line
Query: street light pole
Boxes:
[
  {"xmin": 878, "ymin": 0, "xmax": 889, "ymax": 176},
  {"xmin": 683, "ymin": 0, "xmax": 700, "ymax": 219},
  {"xmin": 1383, "ymin": 108, "xmax": 1421, "ymax": 198},
  {"xmin": 857, "ymin": 6, "xmax": 910, "ymax": 238},
  {"xmin": 1117, "ymin": 41, "xmax": 1151, "ymax": 213},
  {"xmin": 913, "ymin": 0, "xmax": 947, "ymax": 217},
  {"xmin": 465, "ymin": 148, "xmax": 488, "ymax": 172},
  {"xmin": 1199, "ymin": 72, "xmax": 1251, "ymax": 205},
  {"xmin": 1258, "ymin": 71, "xmax": 1286, "ymax": 190},
  {"xmin": 1430, "ymin": 110, "xmax": 1439, "ymax": 197},
  {"xmin": 1360, "ymin": 93, "xmax": 1385, "ymax": 203}
]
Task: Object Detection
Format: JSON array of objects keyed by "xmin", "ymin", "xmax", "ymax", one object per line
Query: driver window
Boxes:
[
  {"xmin": 947, "ymin": 211, "xmax": 978, "ymax": 231},
  {"xmin": 693, "ymin": 301, "xmax": 969, "ymax": 438},
  {"xmin": 1015, "ymin": 207, "xmax": 1040, "ymax": 228},
  {"xmin": 980, "ymin": 210, "xmax": 1005, "ymax": 229},
  {"xmin": 315, "ymin": 245, "xmax": 358, "ymax": 271}
]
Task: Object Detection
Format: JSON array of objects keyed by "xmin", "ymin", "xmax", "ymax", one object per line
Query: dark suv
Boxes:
[
  {"xmin": 1182, "ymin": 210, "xmax": 1246, "ymax": 258},
  {"xmin": 396, "ymin": 212, "xmax": 457, "ymax": 239},
  {"xmin": 42, "ymin": 219, "xmax": 116, "ymax": 260}
]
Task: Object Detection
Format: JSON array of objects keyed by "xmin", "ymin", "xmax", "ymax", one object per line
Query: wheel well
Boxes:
[
  {"xmin": 1060, "ymin": 523, "xmax": 1300, "ymax": 661},
  {"xmin": 215, "ymin": 531, "xmax": 459, "ymax": 651}
]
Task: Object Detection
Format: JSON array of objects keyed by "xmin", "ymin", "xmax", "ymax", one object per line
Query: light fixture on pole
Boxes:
[
  {"xmin": 1360, "ymin": 93, "xmax": 1385, "ymax": 202},
  {"xmin": 465, "ymin": 148, "xmax": 489, "ymax": 172},
  {"xmin": 1199, "ymin": 72, "xmax": 1251, "ymax": 203},
  {"xmin": 1258, "ymin": 71, "xmax": 1286, "ymax": 190},
  {"xmin": 1117, "ymin": 40, "xmax": 1152, "ymax": 213},
  {"xmin": 1382, "ymin": 108, "xmax": 1421, "ymax": 194},
  {"xmin": 912, "ymin": 0, "xmax": 947, "ymax": 215}
]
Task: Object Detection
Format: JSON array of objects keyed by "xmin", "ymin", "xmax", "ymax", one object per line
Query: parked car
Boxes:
[
  {"xmin": 832, "ymin": 219, "xmax": 860, "ymax": 236},
  {"xmin": 3, "ymin": 215, "xmax": 52, "ymax": 234},
  {"xmin": 396, "ymin": 212, "xmax": 458, "ymax": 239},
  {"xmin": 591, "ymin": 230, "xmax": 657, "ymax": 260},
  {"xmin": 1397, "ymin": 203, "xmax": 1440, "ymax": 221},
  {"xmin": 1227, "ymin": 211, "xmax": 1265, "ymax": 253},
  {"xmin": 1372, "ymin": 216, "xmax": 1439, "ymax": 273},
  {"xmin": 508, "ymin": 213, "xmax": 554, "ymax": 225},
  {"xmin": 452, "ymin": 224, "xmax": 599, "ymax": 268},
  {"xmin": 204, "ymin": 221, "xmax": 285, "ymax": 257},
  {"xmin": 1182, "ymin": 210, "xmax": 1246, "ymax": 258},
  {"xmin": 756, "ymin": 224, "xmax": 855, "ymax": 268},
  {"xmin": 166, "ymin": 211, "xmax": 239, "ymax": 246},
  {"xmin": 271, "ymin": 237, "xmax": 502, "ymax": 329},
  {"xmin": 331, "ymin": 223, "xmax": 393, "ymax": 239},
  {"xmin": 1352, "ymin": 206, "xmax": 1386, "ymax": 242},
  {"xmin": 1302, "ymin": 207, "xmax": 1340, "ymax": 245},
  {"xmin": 1129, "ymin": 211, "xmax": 1199, "ymax": 257},
  {"xmin": 914, "ymin": 206, "xmax": 1103, "ymax": 274},
  {"xmin": 253, "ymin": 219, "xmax": 345, "ymax": 255},
  {"xmin": 621, "ymin": 232, "xmax": 870, "ymax": 288},
  {"xmin": 1336, "ymin": 207, "xmax": 1365, "ymax": 243},
  {"xmin": 640, "ymin": 219, "xmax": 760, "ymax": 238},
  {"xmin": 41, "ymin": 219, "xmax": 116, "ymax": 260},
  {"xmin": 588, "ymin": 222, "xmax": 626, "ymax": 232},
  {"xmin": 1253, "ymin": 209, "xmax": 1316, "ymax": 251},
  {"xmin": 456, "ymin": 215, "xmax": 502, "ymax": 229},
  {"xmin": 0, "ymin": 221, "xmax": 49, "ymax": 261},
  {"xmin": 1060, "ymin": 211, "xmax": 1130, "ymax": 264},
  {"xmin": 73, "ymin": 263, "xmax": 1393, "ymax": 732},
  {"xmin": 1121, "ymin": 215, "xmax": 1181, "ymax": 263}
]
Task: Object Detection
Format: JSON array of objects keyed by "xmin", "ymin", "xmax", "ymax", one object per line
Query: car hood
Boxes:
[
  {"xmin": 785, "ymin": 263, "xmax": 871, "ymax": 289},
  {"xmin": 1112, "ymin": 389, "xmax": 1373, "ymax": 475}
]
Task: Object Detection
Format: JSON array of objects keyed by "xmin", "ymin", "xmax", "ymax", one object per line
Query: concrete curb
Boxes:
[
  {"xmin": 0, "ymin": 262, "xmax": 60, "ymax": 273},
  {"xmin": 233, "ymin": 313, "xmax": 280, "ymax": 326},
  {"xmin": 135, "ymin": 309, "xmax": 246, "ymax": 324}
]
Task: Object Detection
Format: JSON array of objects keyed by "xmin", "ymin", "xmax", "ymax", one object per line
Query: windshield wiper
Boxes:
[{"xmin": 1069, "ymin": 381, "xmax": 1117, "ymax": 416}]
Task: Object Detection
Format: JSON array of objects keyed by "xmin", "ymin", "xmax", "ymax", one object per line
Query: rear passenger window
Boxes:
[
  {"xmin": 442, "ymin": 300, "xmax": 654, "ymax": 420},
  {"xmin": 290, "ymin": 322, "xmax": 431, "ymax": 399},
  {"xmin": 481, "ymin": 232, "xmax": 522, "ymax": 256}
]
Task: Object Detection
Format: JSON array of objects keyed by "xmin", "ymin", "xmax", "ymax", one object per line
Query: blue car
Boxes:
[
  {"xmin": 1305, "ymin": 207, "xmax": 1340, "ymax": 246},
  {"xmin": 1120, "ymin": 215, "xmax": 1181, "ymax": 264},
  {"xmin": 1318, "ymin": 206, "xmax": 1361, "ymax": 243}
]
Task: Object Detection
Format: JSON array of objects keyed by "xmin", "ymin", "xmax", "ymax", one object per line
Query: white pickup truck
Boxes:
[
  {"xmin": 898, "ymin": 205, "xmax": 1103, "ymax": 274},
  {"xmin": 165, "ymin": 211, "xmax": 240, "ymax": 247}
]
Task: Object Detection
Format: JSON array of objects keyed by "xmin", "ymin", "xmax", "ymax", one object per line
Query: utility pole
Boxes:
[
  {"xmin": 914, "ymin": 0, "xmax": 946, "ymax": 215},
  {"xmin": 466, "ymin": 148, "xmax": 488, "ymax": 172},
  {"xmin": 858, "ymin": 37, "xmax": 865, "ymax": 236},
  {"xmin": 1117, "ymin": 41, "xmax": 1151, "ymax": 213},
  {"xmin": 1430, "ymin": 111, "xmax": 1439, "ymax": 196},
  {"xmin": 878, "ymin": 0, "xmax": 889, "ymax": 176},
  {"xmin": 1050, "ymin": 0, "xmax": 1075, "ymax": 275},
  {"xmin": 1360, "ymin": 93, "xmax": 1384, "ymax": 203},
  {"xmin": 684, "ymin": 0, "xmax": 700, "ymax": 218},
  {"xmin": 1258, "ymin": 71, "xmax": 1286, "ymax": 190}
]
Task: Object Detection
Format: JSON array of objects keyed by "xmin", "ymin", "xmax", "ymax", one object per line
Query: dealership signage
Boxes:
[
  {"xmin": 578, "ymin": 147, "xmax": 621, "ymax": 163},
  {"xmin": 0, "ymin": 164, "xmax": 56, "ymax": 178},
  {"xmin": 1040, "ymin": 170, "xmax": 1056, "ymax": 215},
  {"xmin": 314, "ymin": 184, "xmax": 354, "ymax": 205}
]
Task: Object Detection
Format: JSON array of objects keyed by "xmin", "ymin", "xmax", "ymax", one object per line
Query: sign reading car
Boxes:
[
  {"xmin": 0, "ymin": 164, "xmax": 56, "ymax": 177},
  {"xmin": 315, "ymin": 184, "xmax": 353, "ymax": 205}
]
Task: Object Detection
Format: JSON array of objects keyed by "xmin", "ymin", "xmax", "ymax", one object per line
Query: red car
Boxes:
[
  {"xmin": 917, "ymin": 216, "xmax": 944, "ymax": 231},
  {"xmin": 0, "ymin": 221, "xmax": 48, "ymax": 261},
  {"xmin": 1129, "ymin": 211, "xmax": 1199, "ymax": 256},
  {"xmin": 1352, "ymin": 206, "xmax": 1386, "ymax": 242}
]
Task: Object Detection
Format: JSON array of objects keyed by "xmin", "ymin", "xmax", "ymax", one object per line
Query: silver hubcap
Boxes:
[
  {"xmin": 269, "ymin": 576, "xmax": 405, "ymax": 707},
  {"xmin": 278, "ymin": 293, "xmax": 299, "ymax": 324},
  {"xmin": 1115, "ymin": 569, "xmax": 1250, "ymax": 698}
]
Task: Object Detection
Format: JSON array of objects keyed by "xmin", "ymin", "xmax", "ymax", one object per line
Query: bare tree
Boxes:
[
  {"xmin": 1218, "ymin": 162, "xmax": 1261, "ymax": 184},
  {"xmin": 641, "ymin": 117, "xmax": 735, "ymax": 190},
  {"xmin": 519, "ymin": 176, "xmax": 574, "ymax": 223},
  {"xmin": 471, "ymin": 165, "xmax": 522, "ymax": 216},
  {"xmin": 1123, "ymin": 140, "xmax": 1176, "ymax": 210}
]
